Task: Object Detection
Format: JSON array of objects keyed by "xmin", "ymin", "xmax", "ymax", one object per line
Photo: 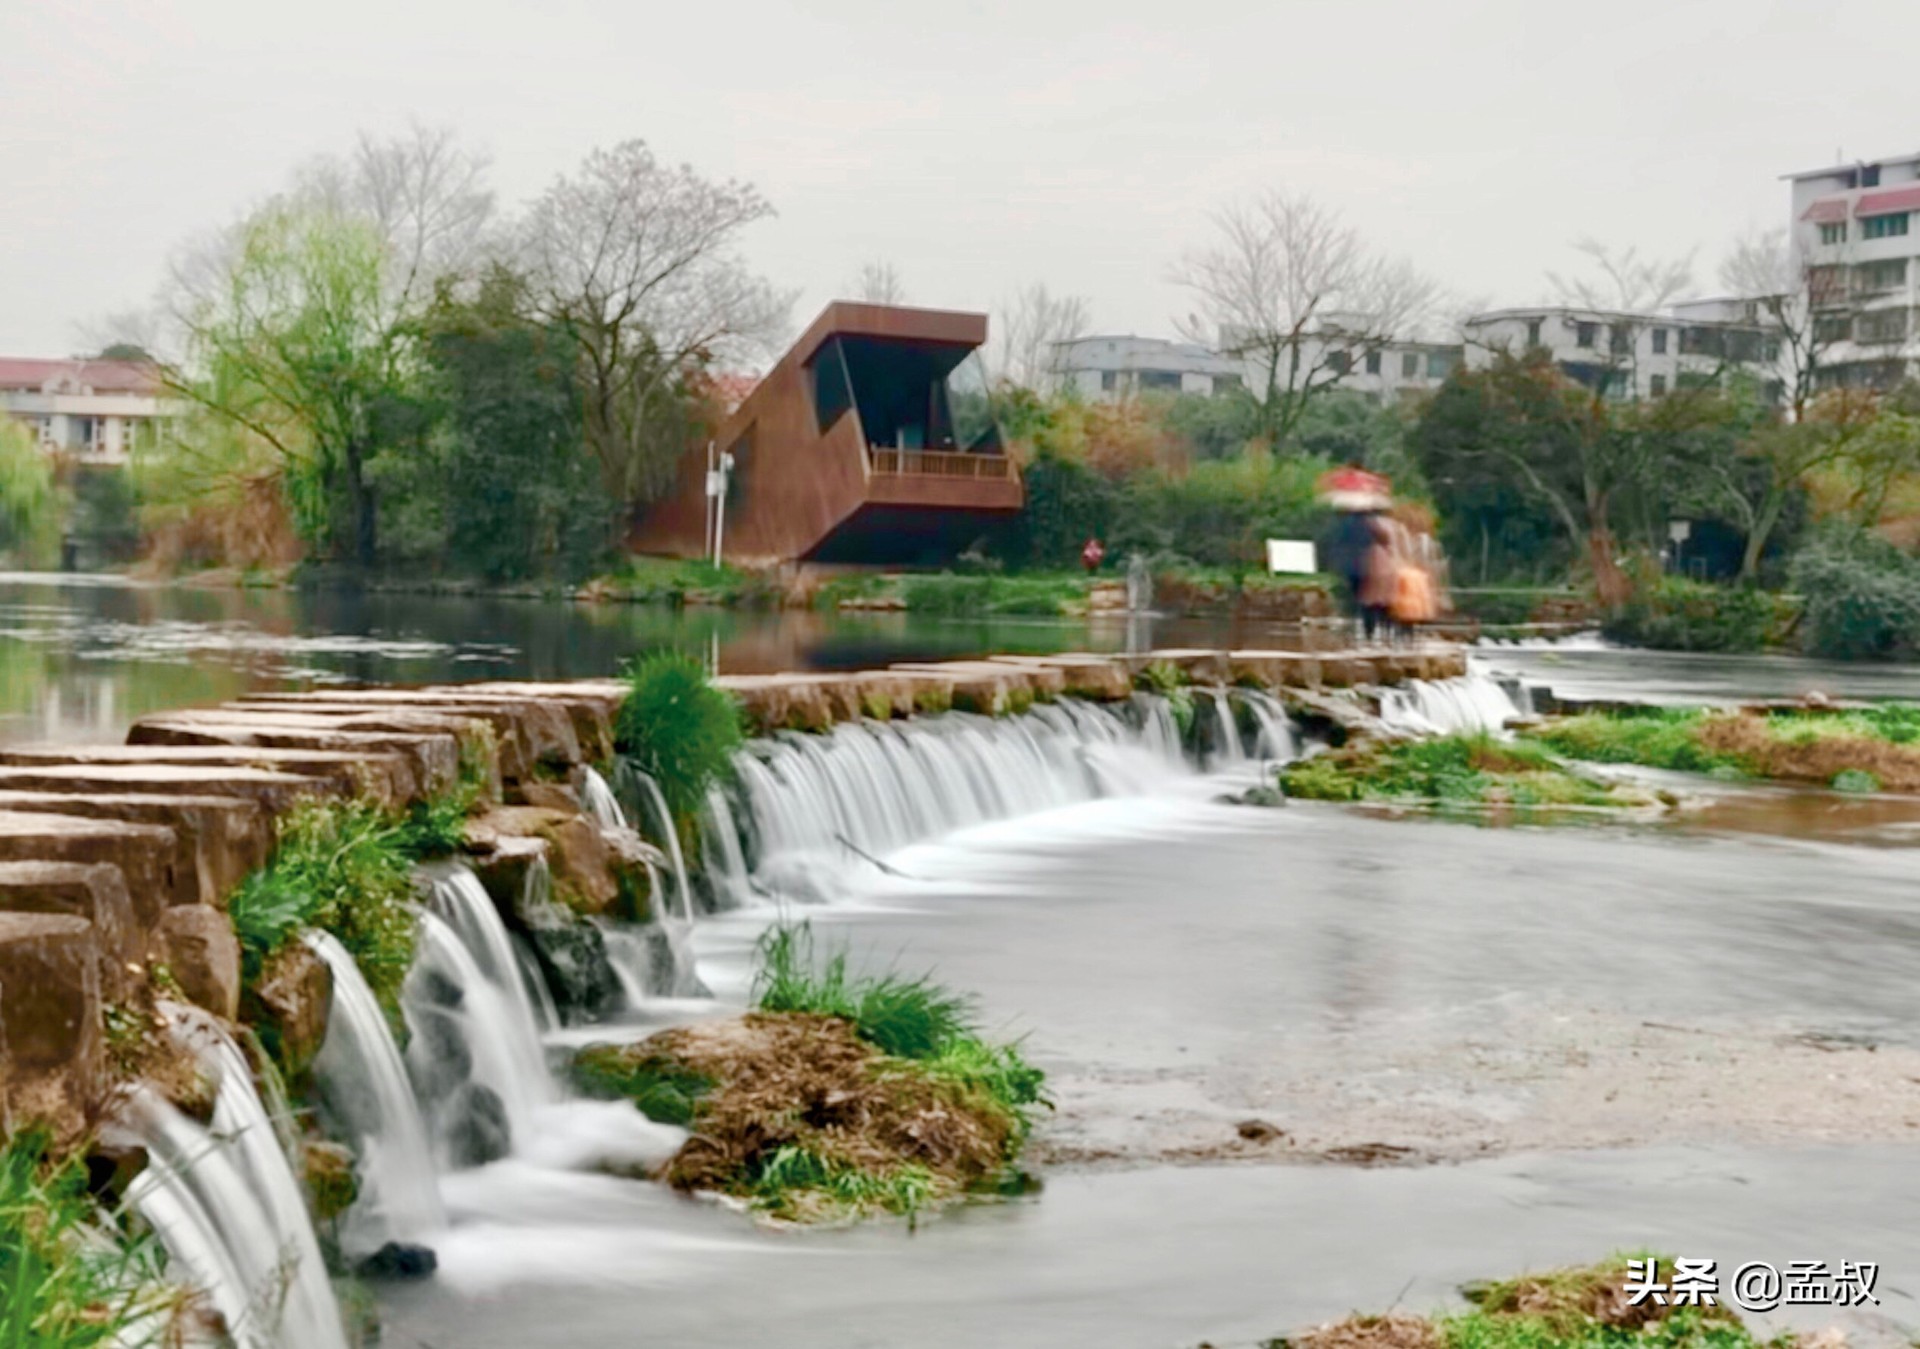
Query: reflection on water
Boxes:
[{"xmin": 0, "ymin": 573, "xmax": 1143, "ymax": 746}]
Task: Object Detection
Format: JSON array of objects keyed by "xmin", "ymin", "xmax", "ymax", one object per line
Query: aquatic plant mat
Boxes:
[
  {"xmin": 1537, "ymin": 705, "xmax": 1920, "ymax": 794},
  {"xmin": 574, "ymin": 925, "xmax": 1045, "ymax": 1223},
  {"xmin": 1255, "ymin": 1255, "xmax": 1825, "ymax": 1349},
  {"xmin": 1277, "ymin": 735, "xmax": 1662, "ymax": 817}
]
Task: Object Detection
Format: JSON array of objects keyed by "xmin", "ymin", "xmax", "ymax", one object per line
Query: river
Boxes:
[{"xmin": 7, "ymin": 573, "xmax": 1917, "ymax": 1346}]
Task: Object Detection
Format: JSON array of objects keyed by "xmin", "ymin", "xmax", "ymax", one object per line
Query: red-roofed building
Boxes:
[
  {"xmin": 1787, "ymin": 151, "xmax": 1920, "ymax": 390},
  {"xmin": 0, "ymin": 357, "xmax": 177, "ymax": 464}
]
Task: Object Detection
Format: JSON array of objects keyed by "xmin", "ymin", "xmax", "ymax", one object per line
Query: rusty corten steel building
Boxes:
[{"xmin": 631, "ymin": 302, "xmax": 1023, "ymax": 566}]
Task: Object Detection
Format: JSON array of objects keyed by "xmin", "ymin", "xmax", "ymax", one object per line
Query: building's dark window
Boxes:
[
  {"xmin": 1819, "ymin": 221, "xmax": 1848, "ymax": 245},
  {"xmin": 1862, "ymin": 164, "xmax": 1882, "ymax": 188},
  {"xmin": 1364, "ymin": 351, "xmax": 1382, "ymax": 375},
  {"xmin": 1138, "ymin": 369, "xmax": 1182, "ymax": 391},
  {"xmin": 1328, "ymin": 351, "xmax": 1351, "ymax": 376},
  {"xmin": 1651, "ymin": 328, "xmax": 1668, "ymax": 354},
  {"xmin": 1649, "ymin": 374, "xmax": 1667, "ymax": 398},
  {"xmin": 1401, "ymin": 351, "xmax": 1418, "ymax": 378},
  {"xmin": 1100, "ymin": 370, "xmax": 1118, "ymax": 391},
  {"xmin": 1863, "ymin": 213, "xmax": 1910, "ymax": 240},
  {"xmin": 1609, "ymin": 324, "xmax": 1632, "ymax": 355},
  {"xmin": 811, "ymin": 337, "xmax": 855, "ymax": 433},
  {"xmin": 1426, "ymin": 350, "xmax": 1457, "ymax": 378},
  {"xmin": 1525, "ymin": 319, "xmax": 1542, "ymax": 347},
  {"xmin": 1575, "ymin": 321, "xmax": 1598, "ymax": 348}
]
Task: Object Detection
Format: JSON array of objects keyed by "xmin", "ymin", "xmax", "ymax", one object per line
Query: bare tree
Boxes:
[
  {"xmin": 992, "ymin": 282, "xmax": 1090, "ymax": 391},
  {"xmin": 519, "ymin": 140, "xmax": 791, "ymax": 508},
  {"xmin": 1721, "ymin": 226, "xmax": 1848, "ymax": 418},
  {"xmin": 1549, "ymin": 238, "xmax": 1695, "ymax": 313},
  {"xmin": 295, "ymin": 124, "xmax": 496, "ymax": 324},
  {"xmin": 848, "ymin": 261, "xmax": 906, "ymax": 305},
  {"xmin": 1539, "ymin": 239, "xmax": 1698, "ymax": 400},
  {"xmin": 1171, "ymin": 191, "xmax": 1437, "ymax": 449}
]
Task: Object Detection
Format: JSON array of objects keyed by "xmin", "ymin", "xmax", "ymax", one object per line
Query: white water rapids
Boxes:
[{"xmin": 118, "ymin": 668, "xmax": 1526, "ymax": 1339}]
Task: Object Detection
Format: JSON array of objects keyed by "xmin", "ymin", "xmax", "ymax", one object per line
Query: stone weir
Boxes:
[{"xmin": 0, "ymin": 643, "xmax": 1462, "ymax": 1139}]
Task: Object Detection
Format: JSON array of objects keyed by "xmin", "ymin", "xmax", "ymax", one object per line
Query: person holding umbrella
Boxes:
[{"xmin": 1317, "ymin": 464, "xmax": 1392, "ymax": 639}]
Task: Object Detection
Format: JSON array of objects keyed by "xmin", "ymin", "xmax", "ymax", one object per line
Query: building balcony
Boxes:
[{"xmin": 865, "ymin": 447, "xmax": 1023, "ymax": 510}]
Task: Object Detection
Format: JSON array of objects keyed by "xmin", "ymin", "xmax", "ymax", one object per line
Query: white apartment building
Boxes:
[
  {"xmin": 1304, "ymin": 336, "xmax": 1461, "ymax": 403},
  {"xmin": 0, "ymin": 358, "xmax": 172, "ymax": 465},
  {"xmin": 1461, "ymin": 304, "xmax": 1780, "ymax": 401},
  {"xmin": 1052, "ymin": 335, "xmax": 1244, "ymax": 398},
  {"xmin": 1787, "ymin": 151, "xmax": 1920, "ymax": 390}
]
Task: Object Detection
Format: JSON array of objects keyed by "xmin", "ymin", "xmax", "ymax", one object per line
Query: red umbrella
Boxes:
[{"xmin": 1316, "ymin": 466, "xmax": 1391, "ymax": 512}]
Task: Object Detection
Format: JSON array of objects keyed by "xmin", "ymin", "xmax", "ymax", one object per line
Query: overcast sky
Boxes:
[{"xmin": 2, "ymin": 0, "xmax": 1914, "ymax": 358}]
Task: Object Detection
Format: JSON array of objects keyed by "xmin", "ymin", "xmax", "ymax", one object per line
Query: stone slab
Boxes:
[
  {"xmin": 0, "ymin": 811, "xmax": 178, "ymax": 931},
  {"xmin": 0, "ymin": 861, "xmax": 139, "ymax": 1000},
  {"xmin": 0, "ymin": 792, "xmax": 268, "ymax": 910},
  {"xmin": 0, "ymin": 911, "xmax": 102, "ymax": 1138}
]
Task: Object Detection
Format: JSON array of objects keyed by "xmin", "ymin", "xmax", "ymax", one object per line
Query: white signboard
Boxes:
[{"xmin": 1266, "ymin": 539, "xmax": 1317, "ymax": 575}]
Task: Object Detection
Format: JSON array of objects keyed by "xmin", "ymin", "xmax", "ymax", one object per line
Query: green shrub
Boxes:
[
  {"xmin": 614, "ymin": 651, "xmax": 744, "ymax": 824},
  {"xmin": 1790, "ymin": 525, "xmax": 1920, "ymax": 660},
  {"xmin": 228, "ymin": 796, "xmax": 419, "ymax": 1018},
  {"xmin": 1831, "ymin": 768, "xmax": 1881, "ymax": 793},
  {"xmin": 1, "ymin": 1131, "xmax": 170, "ymax": 1349},
  {"xmin": 1602, "ymin": 577, "xmax": 1776, "ymax": 653},
  {"xmin": 570, "ymin": 1046, "xmax": 713, "ymax": 1125}
]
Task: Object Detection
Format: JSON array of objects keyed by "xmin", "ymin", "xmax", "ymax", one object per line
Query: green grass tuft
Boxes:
[
  {"xmin": 615, "ymin": 650, "xmax": 744, "ymax": 826},
  {"xmin": 1, "ymin": 1131, "xmax": 172, "ymax": 1349},
  {"xmin": 570, "ymin": 1045, "xmax": 713, "ymax": 1126}
]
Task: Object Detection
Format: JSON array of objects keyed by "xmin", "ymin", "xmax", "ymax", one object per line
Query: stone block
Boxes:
[
  {"xmin": 246, "ymin": 943, "xmax": 333, "ymax": 1079},
  {"xmin": 0, "ymin": 812, "xmax": 178, "ymax": 931},
  {"xmin": 157, "ymin": 906, "xmax": 241, "ymax": 1021},
  {"xmin": 0, "ymin": 792, "xmax": 269, "ymax": 910},
  {"xmin": 0, "ymin": 912, "xmax": 103, "ymax": 1139},
  {"xmin": 0, "ymin": 861, "xmax": 139, "ymax": 1001}
]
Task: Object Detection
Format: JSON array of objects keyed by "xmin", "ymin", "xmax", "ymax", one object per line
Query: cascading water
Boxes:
[
  {"xmin": 578, "ymin": 765, "xmax": 625, "ymax": 831},
  {"xmin": 612, "ymin": 762, "xmax": 694, "ymax": 923},
  {"xmin": 306, "ymin": 931, "xmax": 445, "ymax": 1254},
  {"xmin": 404, "ymin": 909, "xmax": 554, "ymax": 1169},
  {"xmin": 423, "ymin": 862, "xmax": 555, "ymax": 1040},
  {"xmin": 699, "ymin": 783, "xmax": 753, "ymax": 911},
  {"xmin": 1379, "ymin": 672, "xmax": 1524, "ymax": 737},
  {"xmin": 720, "ymin": 700, "xmax": 1185, "ymax": 900},
  {"xmin": 1239, "ymin": 688, "xmax": 1298, "ymax": 762},
  {"xmin": 120, "ymin": 1015, "xmax": 349, "ymax": 1349},
  {"xmin": 1206, "ymin": 691, "xmax": 1246, "ymax": 768}
]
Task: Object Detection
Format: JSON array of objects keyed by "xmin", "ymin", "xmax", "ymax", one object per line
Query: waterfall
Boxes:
[
  {"xmin": 306, "ymin": 931, "xmax": 445, "ymax": 1254},
  {"xmin": 422, "ymin": 862, "xmax": 554, "ymax": 1045},
  {"xmin": 578, "ymin": 765, "xmax": 624, "ymax": 832},
  {"xmin": 1379, "ymin": 674, "xmax": 1522, "ymax": 737},
  {"xmin": 627, "ymin": 767, "xmax": 694, "ymax": 923},
  {"xmin": 404, "ymin": 910, "xmax": 554, "ymax": 1170},
  {"xmin": 120, "ymin": 1017, "xmax": 349, "ymax": 1349},
  {"xmin": 715, "ymin": 701, "xmax": 1184, "ymax": 900},
  {"xmin": 1238, "ymin": 689, "xmax": 1298, "ymax": 762},
  {"xmin": 700, "ymin": 783, "xmax": 753, "ymax": 911},
  {"xmin": 1206, "ymin": 691, "xmax": 1245, "ymax": 768}
]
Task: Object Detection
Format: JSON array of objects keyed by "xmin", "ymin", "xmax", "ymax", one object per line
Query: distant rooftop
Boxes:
[
  {"xmin": 1782, "ymin": 150, "xmax": 1920, "ymax": 181},
  {"xmin": 0, "ymin": 357, "xmax": 163, "ymax": 395}
]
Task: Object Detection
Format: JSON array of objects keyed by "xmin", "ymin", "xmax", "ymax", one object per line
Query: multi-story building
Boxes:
[
  {"xmin": 0, "ymin": 358, "xmax": 171, "ymax": 465},
  {"xmin": 1051, "ymin": 335, "xmax": 1243, "ymax": 398},
  {"xmin": 1461, "ymin": 304, "xmax": 1780, "ymax": 401},
  {"xmin": 1787, "ymin": 151, "xmax": 1920, "ymax": 390},
  {"xmin": 1300, "ymin": 335, "xmax": 1462, "ymax": 404}
]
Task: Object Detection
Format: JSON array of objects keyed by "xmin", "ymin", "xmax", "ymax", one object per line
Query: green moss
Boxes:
[
  {"xmin": 570, "ymin": 1045, "xmax": 713, "ymax": 1125},
  {"xmin": 1277, "ymin": 735, "xmax": 1630, "ymax": 814},
  {"xmin": 1531, "ymin": 711, "xmax": 1740, "ymax": 775}
]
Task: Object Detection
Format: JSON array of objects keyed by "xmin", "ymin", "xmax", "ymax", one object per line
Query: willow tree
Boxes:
[
  {"xmin": 162, "ymin": 127, "xmax": 492, "ymax": 567},
  {"xmin": 518, "ymin": 140, "xmax": 790, "ymax": 511},
  {"xmin": 0, "ymin": 418, "xmax": 59, "ymax": 566}
]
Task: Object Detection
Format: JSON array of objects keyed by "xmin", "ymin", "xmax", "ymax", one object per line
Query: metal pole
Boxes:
[{"xmin": 712, "ymin": 451, "xmax": 730, "ymax": 567}]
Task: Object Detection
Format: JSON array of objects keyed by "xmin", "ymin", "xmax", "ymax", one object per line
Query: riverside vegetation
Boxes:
[
  {"xmin": 571, "ymin": 923, "xmax": 1047, "ymax": 1224},
  {"xmin": 1255, "ymin": 1254, "xmax": 1824, "ymax": 1349},
  {"xmin": 1277, "ymin": 703, "xmax": 1920, "ymax": 816}
]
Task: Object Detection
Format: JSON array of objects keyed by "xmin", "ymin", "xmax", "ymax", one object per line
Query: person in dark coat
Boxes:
[{"xmin": 1322, "ymin": 509, "xmax": 1378, "ymax": 632}]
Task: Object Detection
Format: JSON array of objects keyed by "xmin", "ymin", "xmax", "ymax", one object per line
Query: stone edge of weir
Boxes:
[{"xmin": 0, "ymin": 641, "xmax": 1462, "ymax": 1148}]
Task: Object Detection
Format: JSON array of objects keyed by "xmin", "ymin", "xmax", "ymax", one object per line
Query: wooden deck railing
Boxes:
[{"xmin": 869, "ymin": 449, "xmax": 1015, "ymax": 479}]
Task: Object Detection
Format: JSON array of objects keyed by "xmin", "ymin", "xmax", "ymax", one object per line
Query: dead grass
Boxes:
[
  {"xmin": 588, "ymin": 1012, "xmax": 1028, "ymax": 1222},
  {"xmin": 1285, "ymin": 1313, "xmax": 1442, "ymax": 1349},
  {"xmin": 1697, "ymin": 714, "xmax": 1920, "ymax": 792},
  {"xmin": 1460, "ymin": 1255, "xmax": 1715, "ymax": 1336}
]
